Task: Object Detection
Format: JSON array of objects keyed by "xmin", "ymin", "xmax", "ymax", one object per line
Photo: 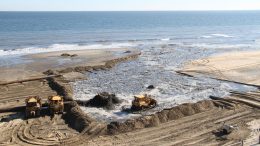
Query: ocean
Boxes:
[
  {"xmin": 1, "ymin": 11, "xmax": 260, "ymax": 121},
  {"xmin": 1, "ymin": 11, "xmax": 260, "ymax": 53}
]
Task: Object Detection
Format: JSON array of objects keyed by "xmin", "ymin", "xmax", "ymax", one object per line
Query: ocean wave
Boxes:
[
  {"xmin": 200, "ymin": 34, "xmax": 234, "ymax": 39},
  {"xmin": 187, "ymin": 43, "xmax": 252, "ymax": 49},
  {"xmin": 211, "ymin": 33, "xmax": 234, "ymax": 38},
  {"xmin": 0, "ymin": 43, "xmax": 135, "ymax": 56},
  {"xmin": 200, "ymin": 35, "xmax": 213, "ymax": 38},
  {"xmin": 161, "ymin": 38, "xmax": 171, "ymax": 41}
]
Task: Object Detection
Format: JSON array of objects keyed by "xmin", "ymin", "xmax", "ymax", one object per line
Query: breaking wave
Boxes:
[
  {"xmin": 200, "ymin": 33, "xmax": 234, "ymax": 39},
  {"xmin": 211, "ymin": 33, "xmax": 234, "ymax": 38},
  {"xmin": 0, "ymin": 43, "xmax": 136, "ymax": 56},
  {"xmin": 187, "ymin": 43, "xmax": 252, "ymax": 49},
  {"xmin": 161, "ymin": 38, "xmax": 171, "ymax": 41}
]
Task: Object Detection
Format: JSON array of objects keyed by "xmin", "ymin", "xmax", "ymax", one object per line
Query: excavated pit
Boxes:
[{"xmin": 0, "ymin": 49, "xmax": 259, "ymax": 145}]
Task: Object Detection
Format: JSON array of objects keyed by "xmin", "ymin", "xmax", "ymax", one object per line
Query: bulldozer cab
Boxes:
[
  {"xmin": 25, "ymin": 96, "xmax": 41, "ymax": 107},
  {"xmin": 49, "ymin": 96, "xmax": 63, "ymax": 103},
  {"xmin": 134, "ymin": 94, "xmax": 147, "ymax": 100},
  {"xmin": 131, "ymin": 94, "xmax": 157, "ymax": 111},
  {"xmin": 48, "ymin": 95, "xmax": 64, "ymax": 115},
  {"xmin": 25, "ymin": 96, "xmax": 42, "ymax": 118},
  {"xmin": 27, "ymin": 101, "xmax": 38, "ymax": 107},
  {"xmin": 134, "ymin": 95, "xmax": 145, "ymax": 99}
]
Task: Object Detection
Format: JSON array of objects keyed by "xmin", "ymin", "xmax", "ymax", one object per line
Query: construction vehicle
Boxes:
[
  {"xmin": 48, "ymin": 95, "xmax": 64, "ymax": 115},
  {"xmin": 25, "ymin": 96, "xmax": 42, "ymax": 118},
  {"xmin": 221, "ymin": 125, "xmax": 235, "ymax": 135},
  {"xmin": 131, "ymin": 94, "xmax": 157, "ymax": 111}
]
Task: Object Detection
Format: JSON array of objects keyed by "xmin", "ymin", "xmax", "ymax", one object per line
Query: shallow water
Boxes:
[{"xmin": 73, "ymin": 42, "xmax": 257, "ymax": 122}]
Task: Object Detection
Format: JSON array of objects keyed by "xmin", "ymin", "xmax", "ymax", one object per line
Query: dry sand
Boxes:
[{"xmin": 178, "ymin": 50, "xmax": 260, "ymax": 86}]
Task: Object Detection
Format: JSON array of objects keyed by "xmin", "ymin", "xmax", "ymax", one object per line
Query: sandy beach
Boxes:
[
  {"xmin": 178, "ymin": 50, "xmax": 260, "ymax": 86},
  {"xmin": 0, "ymin": 48, "xmax": 138, "ymax": 84},
  {"xmin": 0, "ymin": 48, "xmax": 259, "ymax": 145}
]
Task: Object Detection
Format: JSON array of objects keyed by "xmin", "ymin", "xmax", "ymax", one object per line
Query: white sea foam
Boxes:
[
  {"xmin": 211, "ymin": 33, "xmax": 234, "ymax": 38},
  {"xmin": 0, "ymin": 43, "xmax": 135, "ymax": 56},
  {"xmin": 161, "ymin": 38, "xmax": 170, "ymax": 41},
  {"xmin": 200, "ymin": 34, "xmax": 234, "ymax": 39},
  {"xmin": 200, "ymin": 35, "xmax": 213, "ymax": 39},
  {"xmin": 187, "ymin": 43, "xmax": 252, "ymax": 49}
]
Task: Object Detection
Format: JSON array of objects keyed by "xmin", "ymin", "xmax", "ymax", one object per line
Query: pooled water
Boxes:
[{"xmin": 73, "ymin": 42, "xmax": 257, "ymax": 122}]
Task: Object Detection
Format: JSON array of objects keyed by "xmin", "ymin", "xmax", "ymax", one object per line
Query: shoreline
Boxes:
[{"xmin": 0, "ymin": 48, "xmax": 140, "ymax": 84}]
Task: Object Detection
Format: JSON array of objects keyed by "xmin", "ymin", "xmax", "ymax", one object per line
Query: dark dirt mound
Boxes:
[
  {"xmin": 147, "ymin": 85, "xmax": 155, "ymax": 89},
  {"xmin": 47, "ymin": 77, "xmax": 74, "ymax": 101},
  {"xmin": 77, "ymin": 92, "xmax": 122, "ymax": 110},
  {"xmin": 61, "ymin": 53, "xmax": 78, "ymax": 57},
  {"xmin": 63, "ymin": 101, "xmax": 95, "ymax": 132},
  {"xmin": 107, "ymin": 100, "xmax": 215, "ymax": 134}
]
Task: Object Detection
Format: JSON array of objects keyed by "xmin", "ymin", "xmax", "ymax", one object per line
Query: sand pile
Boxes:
[
  {"xmin": 63, "ymin": 101, "xmax": 95, "ymax": 132},
  {"xmin": 107, "ymin": 100, "xmax": 215, "ymax": 134},
  {"xmin": 77, "ymin": 92, "xmax": 122, "ymax": 110}
]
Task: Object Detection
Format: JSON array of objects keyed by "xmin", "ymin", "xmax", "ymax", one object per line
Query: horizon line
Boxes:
[{"xmin": 0, "ymin": 9, "xmax": 260, "ymax": 12}]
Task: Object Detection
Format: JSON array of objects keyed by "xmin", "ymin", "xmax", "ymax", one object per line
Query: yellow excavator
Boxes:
[
  {"xmin": 48, "ymin": 95, "xmax": 64, "ymax": 116},
  {"xmin": 25, "ymin": 96, "xmax": 42, "ymax": 118},
  {"xmin": 131, "ymin": 94, "xmax": 157, "ymax": 111}
]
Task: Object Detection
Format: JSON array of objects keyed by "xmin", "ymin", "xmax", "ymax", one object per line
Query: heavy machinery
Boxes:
[
  {"xmin": 25, "ymin": 96, "xmax": 42, "ymax": 118},
  {"xmin": 221, "ymin": 125, "xmax": 235, "ymax": 135},
  {"xmin": 48, "ymin": 95, "xmax": 64, "ymax": 115},
  {"xmin": 131, "ymin": 94, "xmax": 157, "ymax": 111}
]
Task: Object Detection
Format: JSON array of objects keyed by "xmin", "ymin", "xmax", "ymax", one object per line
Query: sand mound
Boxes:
[
  {"xmin": 63, "ymin": 101, "xmax": 95, "ymax": 132},
  {"xmin": 77, "ymin": 92, "xmax": 122, "ymax": 110},
  {"xmin": 107, "ymin": 100, "xmax": 215, "ymax": 134}
]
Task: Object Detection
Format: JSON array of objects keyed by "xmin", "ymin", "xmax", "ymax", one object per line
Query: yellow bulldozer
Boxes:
[
  {"xmin": 48, "ymin": 95, "xmax": 64, "ymax": 116},
  {"xmin": 25, "ymin": 96, "xmax": 42, "ymax": 118},
  {"xmin": 131, "ymin": 94, "xmax": 157, "ymax": 111}
]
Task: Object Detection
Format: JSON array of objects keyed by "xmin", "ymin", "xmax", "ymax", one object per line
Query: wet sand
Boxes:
[
  {"xmin": 0, "ymin": 48, "xmax": 137, "ymax": 84},
  {"xmin": 178, "ymin": 50, "xmax": 260, "ymax": 86}
]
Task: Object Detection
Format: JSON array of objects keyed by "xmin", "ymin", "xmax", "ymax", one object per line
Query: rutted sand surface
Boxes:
[
  {"xmin": 0, "ymin": 83, "xmax": 259, "ymax": 145},
  {"xmin": 85, "ymin": 94, "xmax": 260, "ymax": 146},
  {"xmin": 0, "ymin": 80, "xmax": 57, "ymax": 108}
]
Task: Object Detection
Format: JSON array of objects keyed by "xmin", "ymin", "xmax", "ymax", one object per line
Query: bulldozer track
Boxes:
[{"xmin": 0, "ymin": 115, "xmax": 80, "ymax": 146}]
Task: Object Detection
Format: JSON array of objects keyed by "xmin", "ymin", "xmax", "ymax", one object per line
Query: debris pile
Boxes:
[
  {"xmin": 77, "ymin": 92, "xmax": 122, "ymax": 110},
  {"xmin": 61, "ymin": 53, "xmax": 78, "ymax": 57}
]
